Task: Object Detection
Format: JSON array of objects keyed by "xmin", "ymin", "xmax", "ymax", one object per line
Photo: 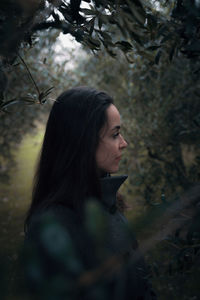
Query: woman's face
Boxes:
[{"xmin": 96, "ymin": 104, "xmax": 127, "ymax": 174}]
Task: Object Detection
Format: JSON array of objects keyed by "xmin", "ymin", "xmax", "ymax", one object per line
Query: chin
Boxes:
[
  {"xmin": 109, "ymin": 167, "xmax": 119, "ymax": 174},
  {"xmin": 100, "ymin": 165, "xmax": 119, "ymax": 175}
]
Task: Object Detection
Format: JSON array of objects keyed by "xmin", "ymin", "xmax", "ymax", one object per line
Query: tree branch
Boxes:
[
  {"xmin": 18, "ymin": 54, "xmax": 40, "ymax": 96},
  {"xmin": 32, "ymin": 20, "xmax": 83, "ymax": 41}
]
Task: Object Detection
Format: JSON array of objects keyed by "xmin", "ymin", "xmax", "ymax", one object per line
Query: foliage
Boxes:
[
  {"xmin": 74, "ymin": 49, "xmax": 200, "ymax": 203},
  {"xmin": 1, "ymin": 1, "xmax": 200, "ymax": 108},
  {"xmin": 1, "ymin": 1, "xmax": 200, "ymax": 298},
  {"xmin": 0, "ymin": 29, "xmax": 75, "ymax": 182},
  {"xmin": 71, "ymin": 46, "xmax": 200, "ymax": 298},
  {"xmin": 21, "ymin": 201, "xmax": 135, "ymax": 300}
]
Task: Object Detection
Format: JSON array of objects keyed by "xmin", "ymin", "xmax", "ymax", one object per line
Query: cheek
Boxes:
[
  {"xmin": 96, "ymin": 143, "xmax": 107, "ymax": 164},
  {"xmin": 96, "ymin": 141, "xmax": 113, "ymax": 167}
]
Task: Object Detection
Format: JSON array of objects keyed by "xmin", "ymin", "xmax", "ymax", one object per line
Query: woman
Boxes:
[{"xmin": 24, "ymin": 87, "xmax": 156, "ymax": 299}]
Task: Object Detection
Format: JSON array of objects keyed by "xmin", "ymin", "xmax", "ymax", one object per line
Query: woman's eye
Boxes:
[{"xmin": 113, "ymin": 132, "xmax": 120, "ymax": 138}]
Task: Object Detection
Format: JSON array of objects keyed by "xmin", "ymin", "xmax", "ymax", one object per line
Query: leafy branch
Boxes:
[{"xmin": 0, "ymin": 55, "xmax": 54, "ymax": 112}]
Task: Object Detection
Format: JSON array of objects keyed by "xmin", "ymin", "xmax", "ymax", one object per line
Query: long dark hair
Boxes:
[{"xmin": 25, "ymin": 86, "xmax": 113, "ymax": 227}]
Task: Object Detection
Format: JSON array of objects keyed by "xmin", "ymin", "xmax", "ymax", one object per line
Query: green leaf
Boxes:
[
  {"xmin": 137, "ymin": 50, "xmax": 154, "ymax": 61},
  {"xmin": 20, "ymin": 96, "xmax": 36, "ymax": 104},
  {"xmin": 155, "ymin": 50, "xmax": 162, "ymax": 64},
  {"xmin": 161, "ymin": 34, "xmax": 174, "ymax": 43},
  {"xmin": 85, "ymin": 36, "xmax": 101, "ymax": 50},
  {"xmin": 105, "ymin": 47, "xmax": 117, "ymax": 57},
  {"xmin": 88, "ymin": 36, "xmax": 101, "ymax": 47},
  {"xmin": 169, "ymin": 45, "xmax": 176, "ymax": 61},
  {"xmin": 185, "ymin": 40, "xmax": 200, "ymax": 52},
  {"xmin": 124, "ymin": 53, "xmax": 135, "ymax": 63},
  {"xmin": 126, "ymin": 0, "xmax": 146, "ymax": 25},
  {"xmin": 157, "ymin": 24, "xmax": 169, "ymax": 37},
  {"xmin": 146, "ymin": 14, "xmax": 158, "ymax": 30},
  {"xmin": 98, "ymin": 31, "xmax": 114, "ymax": 46},
  {"xmin": 0, "ymin": 98, "xmax": 19, "ymax": 110},
  {"xmin": 89, "ymin": 17, "xmax": 95, "ymax": 35},
  {"xmin": 80, "ymin": 8, "xmax": 96, "ymax": 16},
  {"xmin": 147, "ymin": 45, "xmax": 161, "ymax": 51},
  {"xmin": 130, "ymin": 31, "xmax": 143, "ymax": 46},
  {"xmin": 98, "ymin": 16, "xmax": 103, "ymax": 29},
  {"xmin": 99, "ymin": 31, "xmax": 112, "ymax": 41},
  {"xmin": 115, "ymin": 41, "xmax": 133, "ymax": 52}
]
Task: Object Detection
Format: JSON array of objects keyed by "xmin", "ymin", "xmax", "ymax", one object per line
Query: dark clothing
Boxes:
[{"xmin": 24, "ymin": 175, "xmax": 156, "ymax": 300}]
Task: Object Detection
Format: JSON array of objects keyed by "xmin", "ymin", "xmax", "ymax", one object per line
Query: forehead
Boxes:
[{"xmin": 106, "ymin": 104, "xmax": 121, "ymax": 127}]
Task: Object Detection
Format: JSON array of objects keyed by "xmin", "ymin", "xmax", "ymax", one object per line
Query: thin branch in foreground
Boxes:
[{"xmin": 18, "ymin": 54, "xmax": 41, "ymax": 96}]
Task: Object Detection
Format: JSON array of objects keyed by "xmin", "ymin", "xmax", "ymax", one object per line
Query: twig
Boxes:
[{"xmin": 18, "ymin": 54, "xmax": 40, "ymax": 96}]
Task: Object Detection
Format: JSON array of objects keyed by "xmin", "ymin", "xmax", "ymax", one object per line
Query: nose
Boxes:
[{"xmin": 119, "ymin": 134, "xmax": 128, "ymax": 149}]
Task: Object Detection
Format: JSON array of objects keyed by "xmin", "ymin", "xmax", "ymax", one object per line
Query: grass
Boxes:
[{"xmin": 0, "ymin": 128, "xmax": 44, "ymax": 299}]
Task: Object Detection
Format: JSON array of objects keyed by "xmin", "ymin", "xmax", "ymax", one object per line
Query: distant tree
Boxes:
[
  {"xmin": 74, "ymin": 48, "xmax": 200, "ymax": 203},
  {"xmin": 0, "ymin": 29, "xmax": 75, "ymax": 181},
  {"xmin": 72, "ymin": 41, "xmax": 200, "ymax": 300}
]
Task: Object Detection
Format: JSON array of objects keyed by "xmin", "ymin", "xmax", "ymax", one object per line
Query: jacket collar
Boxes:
[{"xmin": 100, "ymin": 175, "xmax": 128, "ymax": 210}]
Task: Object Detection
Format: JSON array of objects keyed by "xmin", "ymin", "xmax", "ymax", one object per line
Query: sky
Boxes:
[
  {"xmin": 52, "ymin": 1, "xmax": 89, "ymax": 68},
  {"xmin": 53, "ymin": 32, "xmax": 85, "ymax": 69},
  {"xmin": 55, "ymin": 32, "xmax": 81, "ymax": 54}
]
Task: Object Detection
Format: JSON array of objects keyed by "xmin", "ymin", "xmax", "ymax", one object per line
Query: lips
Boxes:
[{"xmin": 116, "ymin": 156, "xmax": 122, "ymax": 161}]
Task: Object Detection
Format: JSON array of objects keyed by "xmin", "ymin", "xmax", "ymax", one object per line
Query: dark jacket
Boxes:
[{"xmin": 24, "ymin": 175, "xmax": 156, "ymax": 300}]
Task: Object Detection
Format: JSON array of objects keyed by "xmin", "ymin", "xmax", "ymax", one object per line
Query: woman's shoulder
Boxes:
[{"xmin": 25, "ymin": 204, "xmax": 80, "ymax": 241}]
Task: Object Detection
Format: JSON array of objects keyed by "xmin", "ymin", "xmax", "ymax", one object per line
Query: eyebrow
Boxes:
[{"xmin": 111, "ymin": 125, "xmax": 121, "ymax": 131}]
